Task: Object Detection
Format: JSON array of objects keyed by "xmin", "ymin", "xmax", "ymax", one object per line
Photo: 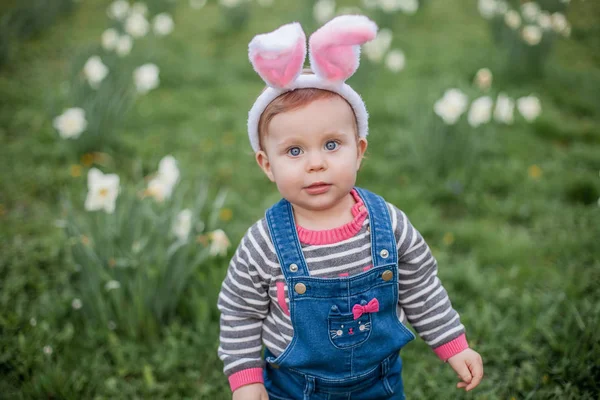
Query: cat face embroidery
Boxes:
[{"xmin": 328, "ymin": 315, "xmax": 372, "ymax": 348}]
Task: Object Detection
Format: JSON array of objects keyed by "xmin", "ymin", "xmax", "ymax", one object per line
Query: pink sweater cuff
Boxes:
[
  {"xmin": 229, "ymin": 368, "xmax": 264, "ymax": 392},
  {"xmin": 433, "ymin": 333, "xmax": 469, "ymax": 362}
]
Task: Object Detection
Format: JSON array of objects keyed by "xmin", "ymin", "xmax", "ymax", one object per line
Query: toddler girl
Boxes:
[{"xmin": 218, "ymin": 15, "xmax": 483, "ymax": 400}]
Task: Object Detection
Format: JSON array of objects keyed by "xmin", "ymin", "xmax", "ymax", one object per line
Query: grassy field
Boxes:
[{"xmin": 1, "ymin": 0, "xmax": 599, "ymax": 399}]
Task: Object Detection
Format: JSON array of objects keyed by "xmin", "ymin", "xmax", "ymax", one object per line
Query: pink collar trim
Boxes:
[{"xmin": 296, "ymin": 189, "xmax": 368, "ymax": 245}]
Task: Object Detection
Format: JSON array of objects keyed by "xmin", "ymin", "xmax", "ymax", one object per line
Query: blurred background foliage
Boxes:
[{"xmin": 0, "ymin": 0, "xmax": 599, "ymax": 398}]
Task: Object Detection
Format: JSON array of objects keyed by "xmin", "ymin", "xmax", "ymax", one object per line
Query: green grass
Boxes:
[{"xmin": 1, "ymin": 0, "xmax": 599, "ymax": 398}]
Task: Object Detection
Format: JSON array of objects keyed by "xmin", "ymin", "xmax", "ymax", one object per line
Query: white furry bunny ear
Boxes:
[
  {"xmin": 248, "ymin": 22, "xmax": 307, "ymax": 89},
  {"xmin": 309, "ymin": 15, "xmax": 378, "ymax": 84}
]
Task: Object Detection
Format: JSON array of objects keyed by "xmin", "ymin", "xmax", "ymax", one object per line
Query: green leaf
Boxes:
[{"xmin": 143, "ymin": 364, "xmax": 155, "ymax": 389}]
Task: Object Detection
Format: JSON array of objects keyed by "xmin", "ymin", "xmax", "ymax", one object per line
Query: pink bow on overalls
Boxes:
[{"xmin": 352, "ymin": 298, "xmax": 380, "ymax": 320}]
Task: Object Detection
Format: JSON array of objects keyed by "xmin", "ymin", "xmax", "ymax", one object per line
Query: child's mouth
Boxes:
[{"xmin": 305, "ymin": 183, "xmax": 331, "ymax": 195}]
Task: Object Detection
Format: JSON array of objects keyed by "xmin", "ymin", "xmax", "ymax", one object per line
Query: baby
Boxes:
[{"xmin": 218, "ymin": 15, "xmax": 483, "ymax": 400}]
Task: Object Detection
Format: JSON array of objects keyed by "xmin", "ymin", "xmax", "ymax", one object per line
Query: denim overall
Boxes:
[{"xmin": 264, "ymin": 187, "xmax": 416, "ymax": 400}]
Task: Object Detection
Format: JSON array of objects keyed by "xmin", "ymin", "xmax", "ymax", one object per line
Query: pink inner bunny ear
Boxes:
[
  {"xmin": 248, "ymin": 22, "xmax": 307, "ymax": 89},
  {"xmin": 309, "ymin": 15, "xmax": 378, "ymax": 84}
]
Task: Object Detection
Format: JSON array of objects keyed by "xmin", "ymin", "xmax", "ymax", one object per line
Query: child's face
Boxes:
[{"xmin": 256, "ymin": 96, "xmax": 368, "ymax": 213}]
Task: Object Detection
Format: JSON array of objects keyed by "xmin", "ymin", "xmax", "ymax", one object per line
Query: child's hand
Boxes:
[
  {"xmin": 232, "ymin": 383, "xmax": 269, "ymax": 400},
  {"xmin": 447, "ymin": 348, "xmax": 484, "ymax": 392}
]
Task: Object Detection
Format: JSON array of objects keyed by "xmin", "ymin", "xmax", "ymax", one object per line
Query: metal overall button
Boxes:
[
  {"xmin": 289, "ymin": 263, "xmax": 298, "ymax": 272},
  {"xmin": 380, "ymin": 249, "xmax": 389, "ymax": 258},
  {"xmin": 382, "ymin": 270, "xmax": 393, "ymax": 281},
  {"xmin": 294, "ymin": 283, "xmax": 306, "ymax": 294}
]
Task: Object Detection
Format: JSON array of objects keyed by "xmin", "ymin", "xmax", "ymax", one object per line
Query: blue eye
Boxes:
[
  {"xmin": 288, "ymin": 147, "xmax": 302, "ymax": 156},
  {"xmin": 325, "ymin": 141, "xmax": 338, "ymax": 151}
]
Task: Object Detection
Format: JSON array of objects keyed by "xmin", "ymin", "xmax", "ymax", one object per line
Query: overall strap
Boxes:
[
  {"xmin": 265, "ymin": 198, "xmax": 310, "ymax": 280},
  {"xmin": 354, "ymin": 187, "xmax": 398, "ymax": 268}
]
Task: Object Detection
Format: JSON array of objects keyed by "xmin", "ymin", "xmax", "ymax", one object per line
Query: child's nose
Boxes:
[{"xmin": 306, "ymin": 152, "xmax": 327, "ymax": 172}]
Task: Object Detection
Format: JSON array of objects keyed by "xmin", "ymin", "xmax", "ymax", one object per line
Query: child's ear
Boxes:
[
  {"xmin": 356, "ymin": 137, "xmax": 368, "ymax": 170},
  {"xmin": 256, "ymin": 150, "xmax": 275, "ymax": 182}
]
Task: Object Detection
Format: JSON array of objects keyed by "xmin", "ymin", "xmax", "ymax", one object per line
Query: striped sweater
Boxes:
[{"xmin": 218, "ymin": 192, "xmax": 468, "ymax": 390}]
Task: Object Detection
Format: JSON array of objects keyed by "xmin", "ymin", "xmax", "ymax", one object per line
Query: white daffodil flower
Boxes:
[
  {"xmin": 131, "ymin": 2, "xmax": 148, "ymax": 16},
  {"xmin": 467, "ymin": 96, "xmax": 493, "ymax": 127},
  {"xmin": 190, "ymin": 0, "xmax": 207, "ymax": 9},
  {"xmin": 146, "ymin": 155, "xmax": 180, "ymax": 202},
  {"xmin": 105, "ymin": 280, "xmax": 121, "ymax": 290},
  {"xmin": 85, "ymin": 168, "xmax": 120, "ymax": 214},
  {"xmin": 83, "ymin": 56, "xmax": 109, "ymax": 89},
  {"xmin": 157, "ymin": 155, "xmax": 180, "ymax": 188},
  {"xmin": 551, "ymin": 12, "xmax": 569, "ymax": 36},
  {"xmin": 398, "ymin": 0, "xmax": 418, "ymax": 15},
  {"xmin": 146, "ymin": 177, "xmax": 173, "ymax": 202},
  {"xmin": 173, "ymin": 209, "xmax": 193, "ymax": 241},
  {"xmin": 116, "ymin": 35, "xmax": 133, "ymax": 57},
  {"xmin": 474, "ymin": 68, "xmax": 492, "ymax": 91},
  {"xmin": 125, "ymin": 12, "xmax": 149, "ymax": 38},
  {"xmin": 133, "ymin": 63, "xmax": 160, "ymax": 94},
  {"xmin": 537, "ymin": 11, "xmax": 551, "ymax": 30},
  {"xmin": 504, "ymin": 10, "xmax": 521, "ymax": 30},
  {"xmin": 477, "ymin": 0, "xmax": 497, "ymax": 19},
  {"xmin": 520, "ymin": 2, "xmax": 540, "ymax": 22},
  {"xmin": 495, "ymin": 0, "xmax": 508, "ymax": 15},
  {"xmin": 153, "ymin": 13, "xmax": 174, "ymax": 36},
  {"xmin": 71, "ymin": 298, "xmax": 83, "ymax": 310},
  {"xmin": 434, "ymin": 89, "xmax": 469, "ymax": 125},
  {"xmin": 363, "ymin": 28, "xmax": 392, "ymax": 63},
  {"xmin": 101, "ymin": 28, "xmax": 119, "ymax": 51},
  {"xmin": 314, "ymin": 0, "xmax": 336, "ymax": 24},
  {"xmin": 209, "ymin": 229, "xmax": 231, "ymax": 256},
  {"xmin": 493, "ymin": 93, "xmax": 515, "ymax": 124},
  {"xmin": 107, "ymin": 0, "xmax": 129, "ymax": 20},
  {"xmin": 517, "ymin": 95, "xmax": 541, "ymax": 122},
  {"xmin": 53, "ymin": 108, "xmax": 87, "ymax": 139},
  {"xmin": 522, "ymin": 25, "xmax": 542, "ymax": 45},
  {"xmin": 385, "ymin": 49, "xmax": 405, "ymax": 73}
]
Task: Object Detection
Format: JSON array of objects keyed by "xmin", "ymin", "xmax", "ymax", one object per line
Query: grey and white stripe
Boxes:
[{"xmin": 217, "ymin": 203, "xmax": 465, "ymax": 376}]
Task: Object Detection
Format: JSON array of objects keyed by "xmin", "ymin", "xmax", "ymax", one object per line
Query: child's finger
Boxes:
[
  {"xmin": 465, "ymin": 359, "xmax": 484, "ymax": 391},
  {"xmin": 453, "ymin": 362, "xmax": 473, "ymax": 385},
  {"xmin": 456, "ymin": 382, "xmax": 468, "ymax": 389}
]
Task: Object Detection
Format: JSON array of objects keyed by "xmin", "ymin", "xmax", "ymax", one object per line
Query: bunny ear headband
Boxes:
[{"xmin": 247, "ymin": 15, "xmax": 378, "ymax": 152}]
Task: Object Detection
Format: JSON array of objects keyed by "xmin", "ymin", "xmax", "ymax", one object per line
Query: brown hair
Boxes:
[{"xmin": 257, "ymin": 70, "xmax": 358, "ymax": 151}]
